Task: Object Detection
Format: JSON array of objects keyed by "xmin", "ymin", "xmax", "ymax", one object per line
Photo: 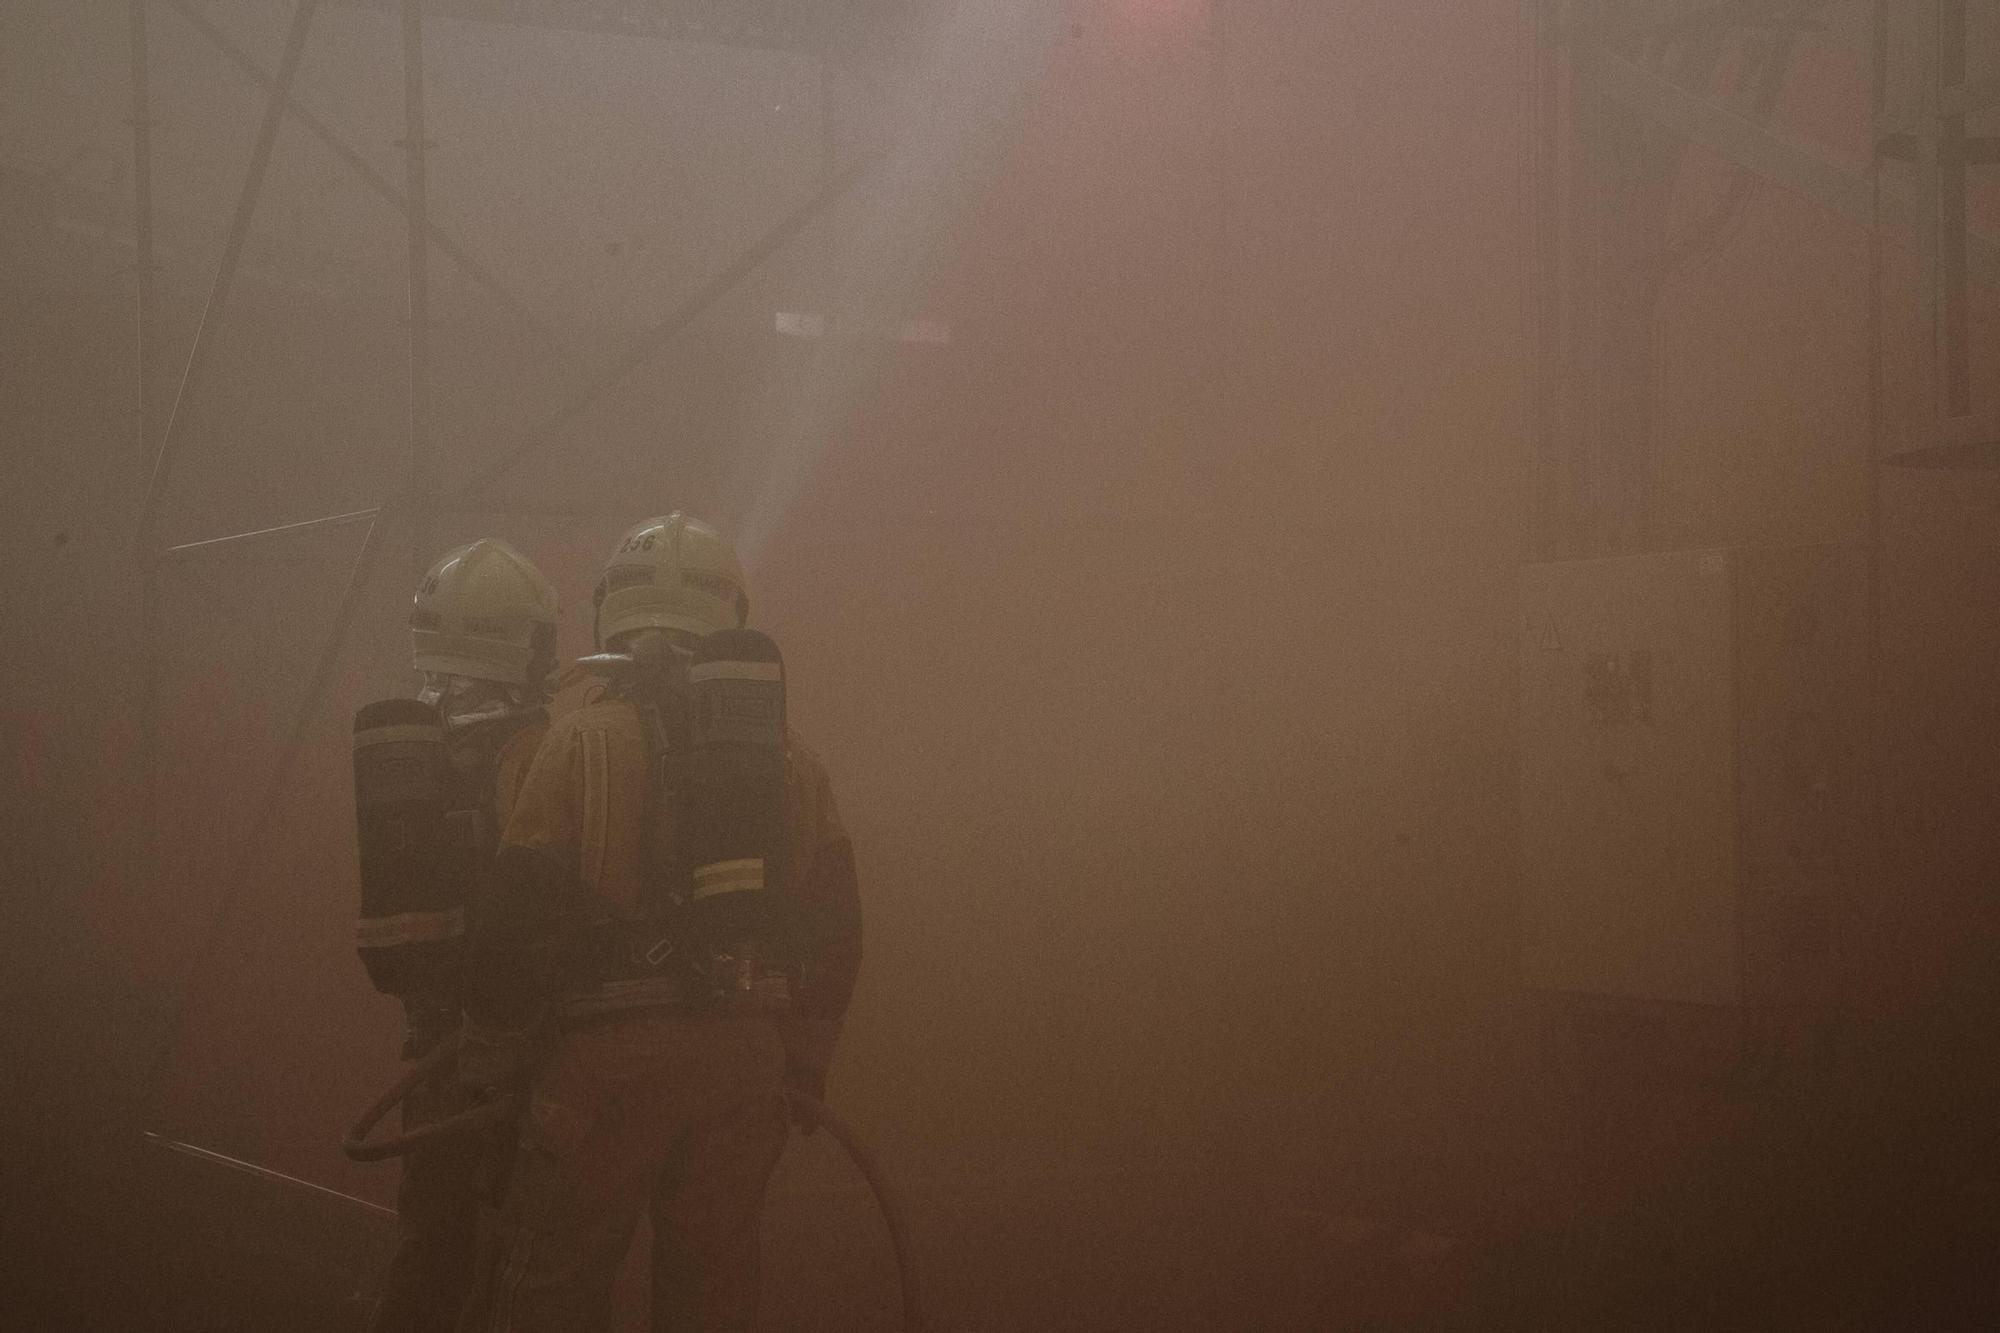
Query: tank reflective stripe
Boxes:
[
  {"xmin": 687, "ymin": 660, "xmax": 781, "ymax": 684},
  {"xmin": 353, "ymin": 723, "xmax": 443, "ymax": 750},
  {"xmin": 691, "ymin": 857, "xmax": 764, "ymax": 901},
  {"xmin": 354, "ymin": 907, "xmax": 465, "ymax": 949},
  {"xmin": 581, "ymin": 727, "xmax": 610, "ymax": 891}
]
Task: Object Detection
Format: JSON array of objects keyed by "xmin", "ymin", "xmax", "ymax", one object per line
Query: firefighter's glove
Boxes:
[{"xmin": 455, "ymin": 1015, "xmax": 551, "ymax": 1099}]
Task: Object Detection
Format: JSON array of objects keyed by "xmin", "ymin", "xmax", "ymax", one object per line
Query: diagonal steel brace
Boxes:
[
  {"xmin": 452, "ymin": 153, "xmax": 881, "ymax": 502},
  {"xmin": 138, "ymin": 0, "xmax": 322, "ymax": 549},
  {"xmin": 164, "ymin": 0, "xmax": 563, "ymax": 352}
]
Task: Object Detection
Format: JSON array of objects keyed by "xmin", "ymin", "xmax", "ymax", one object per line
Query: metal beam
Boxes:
[
  {"xmin": 129, "ymin": 0, "xmax": 159, "ymax": 468},
  {"xmin": 138, "ymin": 0, "xmax": 322, "ymax": 547},
  {"xmin": 157, "ymin": 499, "xmax": 653, "ymax": 559},
  {"xmin": 452, "ymin": 152, "xmax": 880, "ymax": 502},
  {"xmin": 1586, "ymin": 46, "xmax": 2000, "ymax": 289},
  {"xmin": 130, "ymin": 0, "xmax": 161, "ymax": 913},
  {"xmin": 165, "ymin": 0, "xmax": 564, "ymax": 351},
  {"xmin": 161, "ymin": 507, "xmax": 385, "ymax": 560},
  {"xmin": 400, "ymin": 0, "xmax": 436, "ymax": 574},
  {"xmin": 141, "ymin": 1132, "xmax": 396, "ymax": 1221}
]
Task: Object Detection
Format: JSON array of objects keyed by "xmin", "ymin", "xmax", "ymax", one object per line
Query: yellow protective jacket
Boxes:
[{"xmin": 466, "ymin": 690, "xmax": 862, "ymax": 1069}]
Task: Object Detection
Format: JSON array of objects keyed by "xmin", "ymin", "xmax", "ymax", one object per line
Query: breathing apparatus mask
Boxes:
[{"xmin": 416, "ymin": 670, "xmax": 544, "ymax": 730}]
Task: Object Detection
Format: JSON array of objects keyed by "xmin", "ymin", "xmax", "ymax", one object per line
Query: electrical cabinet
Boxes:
[{"xmin": 1520, "ymin": 545, "xmax": 1866, "ymax": 1007}]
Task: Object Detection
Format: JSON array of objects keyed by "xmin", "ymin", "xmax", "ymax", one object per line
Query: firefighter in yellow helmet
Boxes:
[
  {"xmin": 351, "ymin": 537, "xmax": 559, "ymax": 1332},
  {"xmin": 459, "ymin": 513, "xmax": 863, "ymax": 1330}
]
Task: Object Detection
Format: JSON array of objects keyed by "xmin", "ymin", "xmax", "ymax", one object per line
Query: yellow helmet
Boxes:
[
  {"xmin": 410, "ymin": 538, "xmax": 559, "ymax": 686},
  {"xmin": 594, "ymin": 513, "xmax": 748, "ymax": 648}
]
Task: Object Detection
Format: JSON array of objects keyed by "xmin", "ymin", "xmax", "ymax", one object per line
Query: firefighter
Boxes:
[
  {"xmin": 458, "ymin": 512, "xmax": 863, "ymax": 1331},
  {"xmin": 352, "ymin": 537, "xmax": 560, "ymax": 1332}
]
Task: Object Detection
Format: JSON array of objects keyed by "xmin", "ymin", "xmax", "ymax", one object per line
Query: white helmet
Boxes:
[
  {"xmin": 594, "ymin": 513, "xmax": 747, "ymax": 648},
  {"xmin": 410, "ymin": 538, "xmax": 559, "ymax": 687}
]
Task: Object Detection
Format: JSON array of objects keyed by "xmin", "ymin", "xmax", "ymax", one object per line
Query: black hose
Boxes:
[
  {"xmin": 786, "ymin": 1090, "xmax": 924, "ymax": 1332},
  {"xmin": 342, "ymin": 1052, "xmax": 923, "ymax": 1329},
  {"xmin": 341, "ymin": 1036, "xmax": 519, "ymax": 1163}
]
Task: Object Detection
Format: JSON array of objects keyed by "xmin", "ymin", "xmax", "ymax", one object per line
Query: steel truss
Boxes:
[
  {"xmin": 131, "ymin": 0, "xmax": 886, "ymax": 1107},
  {"xmin": 1525, "ymin": 0, "xmax": 1998, "ymax": 561}
]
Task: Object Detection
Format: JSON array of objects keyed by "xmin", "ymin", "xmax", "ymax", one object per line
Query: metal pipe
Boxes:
[
  {"xmin": 451, "ymin": 153, "xmax": 881, "ymax": 503},
  {"xmin": 161, "ymin": 506, "xmax": 384, "ymax": 560},
  {"xmin": 401, "ymin": 0, "xmax": 435, "ymax": 577},
  {"xmin": 142, "ymin": 1131, "xmax": 397, "ymax": 1221},
  {"xmin": 138, "ymin": 0, "xmax": 321, "ymax": 549},
  {"xmin": 1206, "ymin": 0, "xmax": 1231, "ymax": 506},
  {"xmin": 163, "ymin": 0, "xmax": 564, "ymax": 352}
]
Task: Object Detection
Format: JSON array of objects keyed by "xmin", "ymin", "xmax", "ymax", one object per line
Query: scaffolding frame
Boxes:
[{"xmin": 127, "ymin": 0, "xmax": 886, "ymax": 1102}]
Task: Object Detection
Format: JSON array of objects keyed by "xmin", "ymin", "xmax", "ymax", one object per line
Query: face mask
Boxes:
[{"xmin": 417, "ymin": 674, "xmax": 526, "ymax": 727}]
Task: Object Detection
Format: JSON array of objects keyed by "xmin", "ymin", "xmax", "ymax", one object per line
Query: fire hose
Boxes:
[
  {"xmin": 342, "ymin": 1037, "xmax": 514, "ymax": 1162},
  {"xmin": 343, "ymin": 1036, "xmax": 922, "ymax": 1331}
]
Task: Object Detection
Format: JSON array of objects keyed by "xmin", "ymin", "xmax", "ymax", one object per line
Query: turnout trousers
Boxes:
[
  {"xmin": 371, "ymin": 1062, "xmax": 492, "ymax": 1332},
  {"xmin": 469, "ymin": 1012, "xmax": 790, "ymax": 1332}
]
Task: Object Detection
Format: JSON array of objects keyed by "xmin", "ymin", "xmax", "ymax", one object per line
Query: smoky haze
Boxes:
[{"xmin": 3, "ymin": 1, "xmax": 1997, "ymax": 1329}]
